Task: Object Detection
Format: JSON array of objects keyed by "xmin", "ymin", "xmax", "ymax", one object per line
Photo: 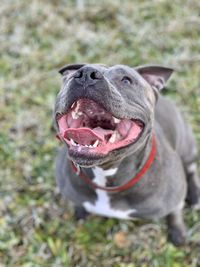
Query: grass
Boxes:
[{"xmin": 0, "ymin": 0, "xmax": 200, "ymax": 266}]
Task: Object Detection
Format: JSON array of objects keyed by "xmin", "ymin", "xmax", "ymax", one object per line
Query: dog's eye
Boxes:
[{"xmin": 121, "ymin": 76, "xmax": 132, "ymax": 85}]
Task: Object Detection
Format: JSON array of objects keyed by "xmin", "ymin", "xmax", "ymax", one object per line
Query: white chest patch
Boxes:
[{"xmin": 83, "ymin": 167, "xmax": 137, "ymax": 219}]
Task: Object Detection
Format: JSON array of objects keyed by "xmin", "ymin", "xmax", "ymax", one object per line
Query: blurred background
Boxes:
[{"xmin": 0, "ymin": 0, "xmax": 200, "ymax": 266}]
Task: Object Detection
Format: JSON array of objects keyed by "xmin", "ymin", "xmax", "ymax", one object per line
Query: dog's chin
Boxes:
[
  {"xmin": 56, "ymin": 98, "xmax": 145, "ymax": 166},
  {"xmin": 67, "ymin": 147, "xmax": 108, "ymax": 167}
]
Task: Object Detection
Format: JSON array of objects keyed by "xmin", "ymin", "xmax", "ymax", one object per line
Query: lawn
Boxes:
[{"xmin": 0, "ymin": 0, "xmax": 200, "ymax": 266}]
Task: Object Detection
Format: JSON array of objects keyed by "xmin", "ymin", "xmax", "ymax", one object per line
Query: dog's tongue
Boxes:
[{"xmin": 64, "ymin": 127, "xmax": 113, "ymax": 145}]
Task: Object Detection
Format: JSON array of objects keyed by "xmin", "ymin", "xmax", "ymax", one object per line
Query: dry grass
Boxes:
[{"xmin": 0, "ymin": 0, "xmax": 200, "ymax": 266}]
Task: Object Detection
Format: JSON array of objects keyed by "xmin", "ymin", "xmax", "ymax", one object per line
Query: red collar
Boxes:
[{"xmin": 70, "ymin": 134, "xmax": 157, "ymax": 193}]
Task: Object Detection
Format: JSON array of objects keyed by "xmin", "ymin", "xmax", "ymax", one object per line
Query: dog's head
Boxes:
[{"xmin": 54, "ymin": 63, "xmax": 173, "ymax": 167}]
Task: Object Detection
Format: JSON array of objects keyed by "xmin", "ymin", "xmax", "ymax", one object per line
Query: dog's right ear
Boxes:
[{"xmin": 58, "ymin": 64, "xmax": 85, "ymax": 75}]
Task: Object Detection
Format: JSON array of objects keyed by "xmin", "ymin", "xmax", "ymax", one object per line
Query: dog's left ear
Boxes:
[
  {"xmin": 135, "ymin": 65, "xmax": 174, "ymax": 91},
  {"xmin": 58, "ymin": 64, "xmax": 85, "ymax": 75}
]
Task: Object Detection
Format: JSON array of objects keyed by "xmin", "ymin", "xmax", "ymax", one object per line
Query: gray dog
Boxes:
[{"xmin": 54, "ymin": 63, "xmax": 200, "ymax": 246}]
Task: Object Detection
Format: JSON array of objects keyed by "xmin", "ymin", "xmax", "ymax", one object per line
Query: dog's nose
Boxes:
[{"xmin": 74, "ymin": 67, "xmax": 103, "ymax": 85}]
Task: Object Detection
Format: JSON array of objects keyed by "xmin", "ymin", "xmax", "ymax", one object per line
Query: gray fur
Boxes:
[{"xmin": 54, "ymin": 63, "xmax": 200, "ymax": 246}]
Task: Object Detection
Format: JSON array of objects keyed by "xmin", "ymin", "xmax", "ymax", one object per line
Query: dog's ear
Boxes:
[
  {"xmin": 58, "ymin": 64, "xmax": 85, "ymax": 76},
  {"xmin": 135, "ymin": 65, "xmax": 174, "ymax": 91}
]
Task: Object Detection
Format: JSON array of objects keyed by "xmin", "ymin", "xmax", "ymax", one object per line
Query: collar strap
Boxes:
[{"xmin": 70, "ymin": 134, "xmax": 157, "ymax": 192}]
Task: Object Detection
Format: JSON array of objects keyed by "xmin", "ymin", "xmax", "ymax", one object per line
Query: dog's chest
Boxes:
[{"xmin": 83, "ymin": 167, "xmax": 137, "ymax": 219}]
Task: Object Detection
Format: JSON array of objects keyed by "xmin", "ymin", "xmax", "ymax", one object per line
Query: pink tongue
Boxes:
[
  {"xmin": 93, "ymin": 127, "xmax": 113, "ymax": 140},
  {"xmin": 117, "ymin": 119, "xmax": 132, "ymax": 137},
  {"xmin": 64, "ymin": 128, "xmax": 113, "ymax": 145}
]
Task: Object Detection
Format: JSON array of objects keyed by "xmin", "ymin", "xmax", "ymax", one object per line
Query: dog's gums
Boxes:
[{"xmin": 57, "ymin": 99, "xmax": 144, "ymax": 155}]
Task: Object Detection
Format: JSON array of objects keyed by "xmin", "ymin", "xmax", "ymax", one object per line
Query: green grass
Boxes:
[{"xmin": 0, "ymin": 0, "xmax": 200, "ymax": 266}]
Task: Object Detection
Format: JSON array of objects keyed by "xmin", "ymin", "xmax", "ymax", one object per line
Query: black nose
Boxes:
[{"xmin": 74, "ymin": 66, "xmax": 103, "ymax": 85}]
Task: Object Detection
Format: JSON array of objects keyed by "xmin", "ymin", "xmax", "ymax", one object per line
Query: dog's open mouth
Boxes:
[{"xmin": 57, "ymin": 99, "xmax": 144, "ymax": 155}]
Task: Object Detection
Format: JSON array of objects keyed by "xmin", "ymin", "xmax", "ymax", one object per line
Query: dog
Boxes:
[{"xmin": 54, "ymin": 63, "xmax": 200, "ymax": 246}]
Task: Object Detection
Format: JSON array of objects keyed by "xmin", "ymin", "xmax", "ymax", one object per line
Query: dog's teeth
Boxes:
[
  {"xmin": 71, "ymin": 111, "xmax": 76, "ymax": 119},
  {"xmin": 71, "ymin": 111, "xmax": 79, "ymax": 119},
  {"xmin": 84, "ymin": 144, "xmax": 91, "ymax": 148},
  {"xmin": 70, "ymin": 139, "xmax": 99, "ymax": 148},
  {"xmin": 70, "ymin": 139, "xmax": 77, "ymax": 146},
  {"xmin": 109, "ymin": 131, "xmax": 118, "ymax": 143},
  {"xmin": 113, "ymin": 117, "xmax": 120, "ymax": 124},
  {"xmin": 75, "ymin": 102, "xmax": 80, "ymax": 112},
  {"xmin": 71, "ymin": 102, "xmax": 75, "ymax": 108},
  {"xmin": 93, "ymin": 140, "xmax": 99, "ymax": 147}
]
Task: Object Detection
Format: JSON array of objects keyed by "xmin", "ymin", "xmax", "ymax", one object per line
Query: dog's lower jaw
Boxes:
[{"xmin": 67, "ymin": 131, "xmax": 152, "ymax": 170}]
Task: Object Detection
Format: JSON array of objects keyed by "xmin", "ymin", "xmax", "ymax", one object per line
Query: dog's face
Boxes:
[{"xmin": 54, "ymin": 64, "xmax": 173, "ymax": 167}]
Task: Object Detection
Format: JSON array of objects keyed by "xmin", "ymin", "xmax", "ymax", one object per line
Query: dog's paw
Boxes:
[
  {"xmin": 74, "ymin": 206, "xmax": 89, "ymax": 221},
  {"xmin": 167, "ymin": 226, "xmax": 187, "ymax": 247}
]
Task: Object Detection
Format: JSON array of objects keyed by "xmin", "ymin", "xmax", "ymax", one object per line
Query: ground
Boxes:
[{"xmin": 0, "ymin": 0, "xmax": 200, "ymax": 266}]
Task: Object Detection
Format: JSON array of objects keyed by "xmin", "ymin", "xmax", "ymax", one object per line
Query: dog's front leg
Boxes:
[
  {"xmin": 166, "ymin": 205, "xmax": 187, "ymax": 246},
  {"xmin": 186, "ymin": 162, "xmax": 200, "ymax": 210}
]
